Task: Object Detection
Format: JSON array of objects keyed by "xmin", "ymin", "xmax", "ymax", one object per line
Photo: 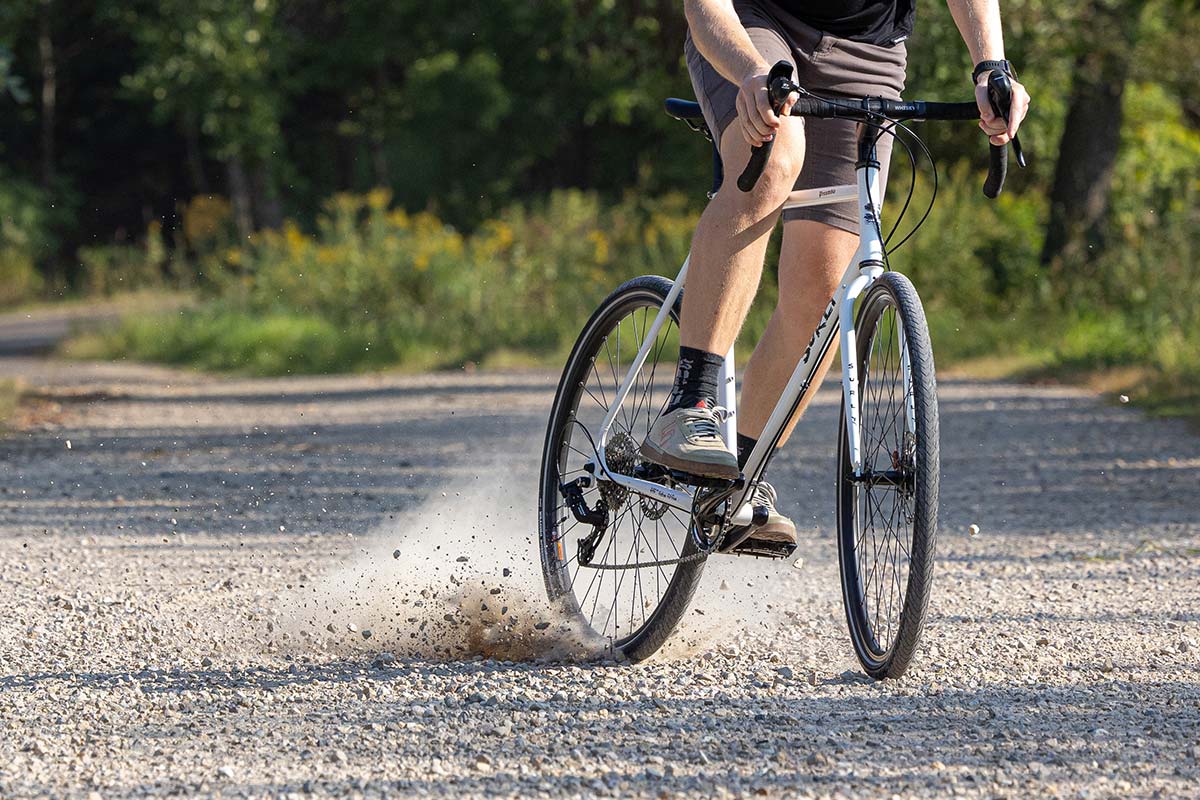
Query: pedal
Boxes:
[
  {"xmin": 727, "ymin": 536, "xmax": 797, "ymax": 560},
  {"xmin": 716, "ymin": 503, "xmax": 770, "ymax": 553}
]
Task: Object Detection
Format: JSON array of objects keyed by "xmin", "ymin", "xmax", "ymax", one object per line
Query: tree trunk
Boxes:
[
  {"xmin": 371, "ymin": 65, "xmax": 391, "ymax": 186},
  {"xmin": 251, "ymin": 164, "xmax": 284, "ymax": 229},
  {"xmin": 37, "ymin": 0, "xmax": 57, "ymax": 187},
  {"xmin": 182, "ymin": 112, "xmax": 209, "ymax": 195},
  {"xmin": 226, "ymin": 156, "xmax": 254, "ymax": 239},
  {"xmin": 1040, "ymin": 0, "xmax": 1142, "ymax": 270}
]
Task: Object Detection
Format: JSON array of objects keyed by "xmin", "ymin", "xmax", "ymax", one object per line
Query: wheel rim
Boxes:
[
  {"xmin": 546, "ymin": 296, "xmax": 694, "ymax": 647},
  {"xmin": 849, "ymin": 295, "xmax": 917, "ymax": 662}
]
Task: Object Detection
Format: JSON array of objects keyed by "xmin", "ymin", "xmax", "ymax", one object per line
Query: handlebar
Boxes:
[{"xmin": 737, "ymin": 61, "xmax": 1026, "ymax": 199}]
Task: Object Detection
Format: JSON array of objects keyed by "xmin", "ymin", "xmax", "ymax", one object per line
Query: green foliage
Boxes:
[
  {"xmin": 89, "ymin": 190, "xmax": 699, "ymax": 374},
  {"xmin": 0, "ymin": 174, "xmax": 53, "ymax": 306},
  {"xmin": 0, "ymin": 0, "xmax": 1196, "ymax": 409},
  {"xmin": 77, "ymin": 235, "xmax": 168, "ymax": 296},
  {"xmin": 120, "ymin": 0, "xmax": 283, "ymax": 163}
]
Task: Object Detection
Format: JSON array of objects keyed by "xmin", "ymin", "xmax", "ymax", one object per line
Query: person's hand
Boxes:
[
  {"xmin": 735, "ymin": 66, "xmax": 799, "ymax": 147},
  {"xmin": 975, "ymin": 72, "xmax": 1030, "ymax": 146}
]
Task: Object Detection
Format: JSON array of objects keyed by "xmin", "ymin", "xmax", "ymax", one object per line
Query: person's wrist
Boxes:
[
  {"xmin": 741, "ymin": 62, "xmax": 771, "ymax": 85},
  {"xmin": 972, "ymin": 59, "xmax": 1015, "ymax": 85}
]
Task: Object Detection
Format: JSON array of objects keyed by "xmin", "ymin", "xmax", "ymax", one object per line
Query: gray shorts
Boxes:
[{"xmin": 685, "ymin": 0, "xmax": 908, "ymax": 234}]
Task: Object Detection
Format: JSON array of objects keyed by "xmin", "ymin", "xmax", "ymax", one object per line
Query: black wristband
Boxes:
[{"xmin": 972, "ymin": 59, "xmax": 1015, "ymax": 84}]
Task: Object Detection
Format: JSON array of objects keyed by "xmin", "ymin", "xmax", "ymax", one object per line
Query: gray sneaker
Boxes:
[
  {"xmin": 743, "ymin": 481, "xmax": 797, "ymax": 544},
  {"xmin": 639, "ymin": 403, "xmax": 740, "ymax": 480}
]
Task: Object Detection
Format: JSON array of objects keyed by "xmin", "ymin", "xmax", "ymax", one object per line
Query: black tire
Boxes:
[
  {"xmin": 539, "ymin": 275, "xmax": 705, "ymax": 661},
  {"xmin": 836, "ymin": 271, "xmax": 940, "ymax": 679}
]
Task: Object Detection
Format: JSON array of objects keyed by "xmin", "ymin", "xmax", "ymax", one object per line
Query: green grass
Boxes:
[
  {"xmin": 63, "ymin": 306, "xmax": 461, "ymax": 376},
  {"xmin": 936, "ymin": 309, "xmax": 1200, "ymax": 430},
  {"xmin": 57, "ymin": 181, "xmax": 1199, "ymax": 425}
]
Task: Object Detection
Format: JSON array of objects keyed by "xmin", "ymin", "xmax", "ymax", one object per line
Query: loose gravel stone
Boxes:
[{"xmin": 0, "ymin": 353, "xmax": 1197, "ymax": 799}]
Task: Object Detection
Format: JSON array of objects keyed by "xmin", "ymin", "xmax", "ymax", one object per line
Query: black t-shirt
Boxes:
[{"xmin": 772, "ymin": 1, "xmax": 915, "ymax": 46}]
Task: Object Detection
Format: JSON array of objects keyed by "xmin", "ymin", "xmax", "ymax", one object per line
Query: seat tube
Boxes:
[{"xmin": 719, "ymin": 343, "xmax": 736, "ymax": 455}]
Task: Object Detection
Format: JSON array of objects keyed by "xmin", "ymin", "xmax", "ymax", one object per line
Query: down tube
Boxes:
[{"xmin": 740, "ymin": 288, "xmax": 845, "ymax": 485}]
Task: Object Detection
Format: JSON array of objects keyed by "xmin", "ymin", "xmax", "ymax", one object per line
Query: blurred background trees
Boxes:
[{"xmin": 0, "ymin": 0, "xmax": 1197, "ymax": 393}]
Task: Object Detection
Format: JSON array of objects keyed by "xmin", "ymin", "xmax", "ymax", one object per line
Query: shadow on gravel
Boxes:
[
  {"xmin": 0, "ymin": 657, "xmax": 615, "ymax": 692},
  {"xmin": 4, "ymin": 375, "xmax": 1199, "ymax": 548}
]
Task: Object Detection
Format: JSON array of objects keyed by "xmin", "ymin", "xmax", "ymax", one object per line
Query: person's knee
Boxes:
[
  {"xmin": 755, "ymin": 135, "xmax": 805, "ymax": 198},
  {"xmin": 720, "ymin": 124, "xmax": 805, "ymax": 213}
]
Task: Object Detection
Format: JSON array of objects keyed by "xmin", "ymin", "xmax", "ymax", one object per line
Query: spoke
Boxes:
[
  {"xmin": 589, "ymin": 358, "xmax": 611, "ymax": 415},
  {"xmin": 581, "ymin": 382, "xmax": 608, "ymax": 415},
  {"xmin": 602, "ymin": 331, "xmax": 633, "ymax": 434},
  {"xmin": 643, "ymin": 323, "xmax": 673, "ymax": 432},
  {"xmin": 551, "ymin": 517, "xmax": 583, "ymax": 544},
  {"xmin": 602, "ymin": 506, "xmax": 641, "ymax": 637},
  {"xmin": 884, "ymin": 484, "xmax": 905, "ymax": 645},
  {"xmin": 627, "ymin": 309, "xmax": 649, "ymax": 431},
  {"xmin": 566, "ymin": 442, "xmax": 594, "ymax": 463},
  {"xmin": 615, "ymin": 317, "xmax": 635, "ymax": 432},
  {"xmin": 663, "ymin": 508, "xmax": 692, "ymax": 558},
  {"xmin": 583, "ymin": 511, "xmax": 620, "ymax": 622}
]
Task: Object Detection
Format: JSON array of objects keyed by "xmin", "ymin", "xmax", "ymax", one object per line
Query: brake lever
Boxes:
[
  {"xmin": 987, "ymin": 72, "xmax": 1026, "ymax": 168},
  {"xmin": 736, "ymin": 61, "xmax": 797, "ymax": 192}
]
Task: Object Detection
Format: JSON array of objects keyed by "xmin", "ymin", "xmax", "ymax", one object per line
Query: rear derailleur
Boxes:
[{"xmin": 560, "ymin": 476, "xmax": 607, "ymax": 566}]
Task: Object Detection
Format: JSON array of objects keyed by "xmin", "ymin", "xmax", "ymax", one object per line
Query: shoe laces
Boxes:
[
  {"xmin": 751, "ymin": 480, "xmax": 778, "ymax": 509},
  {"xmin": 683, "ymin": 405, "xmax": 729, "ymax": 442}
]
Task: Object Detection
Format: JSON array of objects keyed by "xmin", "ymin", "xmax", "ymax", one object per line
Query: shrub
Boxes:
[
  {"xmin": 0, "ymin": 176, "xmax": 54, "ymax": 307},
  {"xmin": 89, "ymin": 189, "xmax": 701, "ymax": 374}
]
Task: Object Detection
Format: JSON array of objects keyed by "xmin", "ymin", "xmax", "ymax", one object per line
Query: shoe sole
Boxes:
[
  {"xmin": 747, "ymin": 520, "xmax": 798, "ymax": 544},
  {"xmin": 638, "ymin": 440, "xmax": 740, "ymax": 481}
]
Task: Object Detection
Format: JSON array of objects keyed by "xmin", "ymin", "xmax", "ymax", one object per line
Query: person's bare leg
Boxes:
[
  {"xmin": 678, "ymin": 121, "xmax": 806, "ymax": 353},
  {"xmin": 739, "ymin": 220, "xmax": 859, "ymax": 445},
  {"xmin": 639, "ymin": 119, "xmax": 806, "ymax": 479}
]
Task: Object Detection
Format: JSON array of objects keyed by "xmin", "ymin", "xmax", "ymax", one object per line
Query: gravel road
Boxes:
[{"xmin": 1, "ymin": 352, "xmax": 1198, "ymax": 799}]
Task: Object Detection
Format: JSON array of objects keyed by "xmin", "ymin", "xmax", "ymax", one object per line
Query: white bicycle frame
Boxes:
[{"xmin": 586, "ymin": 143, "xmax": 917, "ymax": 530}]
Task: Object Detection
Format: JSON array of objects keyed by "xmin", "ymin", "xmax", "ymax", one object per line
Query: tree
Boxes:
[
  {"xmin": 1040, "ymin": 0, "xmax": 1144, "ymax": 270},
  {"xmin": 122, "ymin": 0, "xmax": 285, "ymax": 234}
]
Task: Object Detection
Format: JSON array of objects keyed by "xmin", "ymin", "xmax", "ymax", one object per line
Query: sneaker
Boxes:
[
  {"xmin": 639, "ymin": 403, "xmax": 740, "ymax": 480},
  {"xmin": 741, "ymin": 481, "xmax": 796, "ymax": 544}
]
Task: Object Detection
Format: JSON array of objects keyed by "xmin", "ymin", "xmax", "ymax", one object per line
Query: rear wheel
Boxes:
[
  {"xmin": 539, "ymin": 275, "xmax": 705, "ymax": 661},
  {"xmin": 836, "ymin": 271, "xmax": 940, "ymax": 679}
]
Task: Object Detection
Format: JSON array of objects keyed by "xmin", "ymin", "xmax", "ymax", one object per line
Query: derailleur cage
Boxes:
[{"xmin": 560, "ymin": 477, "xmax": 608, "ymax": 566}]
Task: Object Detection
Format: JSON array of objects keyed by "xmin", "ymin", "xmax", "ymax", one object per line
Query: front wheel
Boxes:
[
  {"xmin": 538, "ymin": 275, "xmax": 705, "ymax": 661},
  {"xmin": 836, "ymin": 271, "xmax": 940, "ymax": 679}
]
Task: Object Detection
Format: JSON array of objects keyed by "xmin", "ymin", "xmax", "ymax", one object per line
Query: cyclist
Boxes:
[{"xmin": 640, "ymin": 0, "xmax": 1030, "ymax": 543}]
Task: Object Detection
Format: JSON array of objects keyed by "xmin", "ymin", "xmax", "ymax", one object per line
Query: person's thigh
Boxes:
[
  {"xmin": 778, "ymin": 15, "xmax": 908, "ymax": 234},
  {"xmin": 777, "ymin": 219, "xmax": 857, "ymax": 312}
]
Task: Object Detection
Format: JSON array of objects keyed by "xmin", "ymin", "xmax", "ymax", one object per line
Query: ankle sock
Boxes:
[
  {"xmin": 736, "ymin": 433, "xmax": 757, "ymax": 469},
  {"xmin": 666, "ymin": 346, "xmax": 724, "ymax": 412}
]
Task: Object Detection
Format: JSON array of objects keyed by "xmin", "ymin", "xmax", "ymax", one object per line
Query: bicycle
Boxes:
[{"xmin": 538, "ymin": 62, "xmax": 1025, "ymax": 678}]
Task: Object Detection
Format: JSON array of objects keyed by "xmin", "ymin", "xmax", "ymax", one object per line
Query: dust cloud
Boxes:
[{"xmin": 279, "ymin": 466, "xmax": 802, "ymax": 663}]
